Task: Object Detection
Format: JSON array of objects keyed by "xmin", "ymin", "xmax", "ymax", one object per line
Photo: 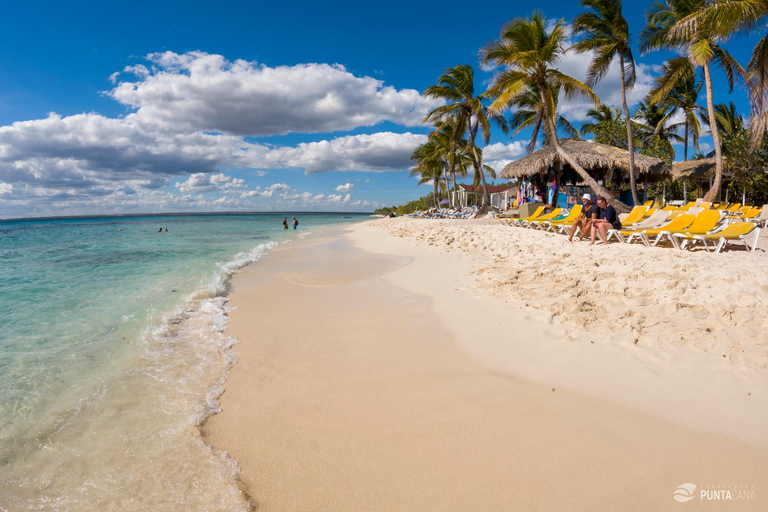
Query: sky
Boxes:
[{"xmin": 0, "ymin": 0, "xmax": 758, "ymax": 218}]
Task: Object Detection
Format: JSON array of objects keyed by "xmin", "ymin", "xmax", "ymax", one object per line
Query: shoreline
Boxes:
[{"xmin": 204, "ymin": 220, "xmax": 768, "ymax": 511}]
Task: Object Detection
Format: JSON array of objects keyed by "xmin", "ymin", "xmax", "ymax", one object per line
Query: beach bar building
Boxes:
[
  {"xmin": 455, "ymin": 184, "xmax": 516, "ymax": 210},
  {"xmin": 671, "ymin": 158, "xmax": 736, "ymax": 203},
  {"xmin": 500, "ymin": 139, "xmax": 671, "ymax": 208}
]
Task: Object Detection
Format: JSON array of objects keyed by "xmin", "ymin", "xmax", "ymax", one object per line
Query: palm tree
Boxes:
[
  {"xmin": 706, "ymin": 101, "xmax": 746, "ymax": 140},
  {"xmin": 669, "ymin": 0, "xmax": 768, "ymax": 147},
  {"xmin": 423, "ymin": 65, "xmax": 507, "ymax": 208},
  {"xmin": 634, "ymin": 100, "xmax": 684, "ymax": 162},
  {"xmin": 430, "ymin": 119, "xmax": 468, "ymax": 208},
  {"xmin": 655, "ymin": 58, "xmax": 704, "ymax": 160},
  {"xmin": 410, "ymin": 137, "xmax": 446, "ymax": 208},
  {"xmin": 480, "ymin": 12, "xmax": 630, "ymax": 210},
  {"xmin": 579, "ymin": 105, "xmax": 626, "ymax": 143},
  {"xmin": 509, "ymin": 84, "xmax": 580, "ymax": 155},
  {"xmin": 573, "ymin": 0, "xmax": 640, "ymax": 204},
  {"xmin": 640, "ymin": 0, "xmax": 746, "ymax": 202}
]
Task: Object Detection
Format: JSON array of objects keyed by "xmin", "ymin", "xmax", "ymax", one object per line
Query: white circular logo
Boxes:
[{"xmin": 674, "ymin": 483, "xmax": 697, "ymax": 502}]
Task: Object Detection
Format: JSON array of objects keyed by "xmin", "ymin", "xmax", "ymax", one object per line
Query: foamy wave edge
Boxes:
[{"xmin": 148, "ymin": 240, "xmax": 279, "ymax": 508}]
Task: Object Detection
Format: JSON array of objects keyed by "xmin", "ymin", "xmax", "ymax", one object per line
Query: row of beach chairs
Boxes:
[
  {"xmin": 406, "ymin": 206, "xmax": 477, "ymax": 219},
  {"xmin": 500, "ymin": 201, "xmax": 765, "ymax": 254}
]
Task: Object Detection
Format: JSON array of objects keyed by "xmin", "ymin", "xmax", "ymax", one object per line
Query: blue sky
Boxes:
[{"xmin": 0, "ymin": 0, "xmax": 757, "ymax": 218}]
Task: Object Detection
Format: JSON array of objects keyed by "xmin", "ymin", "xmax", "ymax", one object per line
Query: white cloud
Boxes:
[
  {"xmin": 266, "ymin": 132, "xmax": 426, "ymax": 174},
  {"xmin": 334, "ymin": 182, "xmax": 354, "ymax": 192},
  {"xmin": 0, "ymin": 51, "xmax": 436, "ymax": 217},
  {"xmin": 554, "ymin": 36, "xmax": 659, "ymax": 122},
  {"xmin": 482, "ymin": 141, "xmax": 528, "ymax": 174},
  {"xmin": 109, "ymin": 51, "xmax": 441, "ymax": 136},
  {"xmin": 175, "ymin": 172, "xmax": 247, "ymax": 193}
]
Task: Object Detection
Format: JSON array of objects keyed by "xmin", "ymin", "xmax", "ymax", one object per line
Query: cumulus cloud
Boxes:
[
  {"xmin": 109, "ymin": 51, "xmax": 441, "ymax": 136},
  {"xmin": 175, "ymin": 173, "xmax": 247, "ymax": 193},
  {"xmin": 266, "ymin": 132, "xmax": 426, "ymax": 174},
  {"xmin": 482, "ymin": 141, "xmax": 528, "ymax": 173},
  {"xmin": 0, "ymin": 51, "xmax": 435, "ymax": 217},
  {"xmin": 334, "ymin": 183, "xmax": 354, "ymax": 192}
]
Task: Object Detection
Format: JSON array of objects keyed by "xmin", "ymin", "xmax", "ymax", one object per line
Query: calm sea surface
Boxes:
[{"xmin": 0, "ymin": 213, "xmax": 363, "ymax": 511}]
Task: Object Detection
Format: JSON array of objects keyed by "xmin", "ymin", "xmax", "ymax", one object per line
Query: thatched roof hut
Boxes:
[
  {"xmin": 500, "ymin": 139, "xmax": 671, "ymax": 182},
  {"xmin": 671, "ymin": 158, "xmax": 727, "ymax": 182}
]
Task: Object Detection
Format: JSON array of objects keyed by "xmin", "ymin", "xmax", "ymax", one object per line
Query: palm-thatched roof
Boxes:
[
  {"xmin": 671, "ymin": 158, "xmax": 728, "ymax": 181},
  {"xmin": 500, "ymin": 139, "xmax": 671, "ymax": 180}
]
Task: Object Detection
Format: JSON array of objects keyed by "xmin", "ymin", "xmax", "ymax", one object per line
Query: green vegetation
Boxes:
[{"xmin": 399, "ymin": 2, "xmax": 768, "ymax": 214}]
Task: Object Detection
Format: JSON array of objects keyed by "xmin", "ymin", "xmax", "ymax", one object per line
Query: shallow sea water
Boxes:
[{"xmin": 0, "ymin": 213, "xmax": 361, "ymax": 511}]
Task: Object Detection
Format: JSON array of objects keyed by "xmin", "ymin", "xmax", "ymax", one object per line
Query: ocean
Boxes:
[{"xmin": 0, "ymin": 213, "xmax": 364, "ymax": 511}]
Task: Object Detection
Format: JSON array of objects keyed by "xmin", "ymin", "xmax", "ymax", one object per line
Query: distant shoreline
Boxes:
[{"xmin": 0, "ymin": 211, "xmax": 373, "ymax": 223}]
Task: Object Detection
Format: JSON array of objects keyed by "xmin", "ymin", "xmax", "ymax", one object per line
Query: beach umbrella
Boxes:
[{"xmin": 440, "ymin": 199, "xmax": 449, "ymax": 205}]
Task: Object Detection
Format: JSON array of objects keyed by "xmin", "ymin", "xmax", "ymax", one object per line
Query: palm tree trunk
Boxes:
[
  {"xmin": 538, "ymin": 82, "xmax": 631, "ymax": 213},
  {"xmin": 702, "ymin": 62, "xmax": 723, "ymax": 202},
  {"xmin": 684, "ymin": 118, "xmax": 689, "ymax": 161},
  {"xmin": 466, "ymin": 116, "xmax": 489, "ymax": 207},
  {"xmin": 620, "ymin": 55, "xmax": 639, "ymax": 205}
]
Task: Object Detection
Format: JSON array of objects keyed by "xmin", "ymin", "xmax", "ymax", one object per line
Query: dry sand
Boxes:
[{"xmin": 204, "ymin": 220, "xmax": 768, "ymax": 511}]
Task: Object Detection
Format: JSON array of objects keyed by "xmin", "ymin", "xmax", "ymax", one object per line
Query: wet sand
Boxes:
[{"xmin": 203, "ymin": 224, "xmax": 767, "ymax": 511}]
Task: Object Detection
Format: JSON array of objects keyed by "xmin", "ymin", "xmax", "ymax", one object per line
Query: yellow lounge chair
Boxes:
[
  {"xmin": 543, "ymin": 204, "xmax": 583, "ymax": 232},
  {"xmin": 618, "ymin": 206, "xmax": 647, "ymax": 226},
  {"xmin": 524, "ymin": 208, "xmax": 563, "ymax": 228},
  {"xmin": 727, "ymin": 207, "xmax": 761, "ymax": 223},
  {"xmin": 608, "ymin": 210, "xmax": 671, "ymax": 242},
  {"xmin": 676, "ymin": 201, "xmax": 697, "ymax": 212},
  {"xmin": 698, "ymin": 201, "xmax": 712, "ymax": 209},
  {"xmin": 725, "ymin": 203, "xmax": 742, "ymax": 213},
  {"xmin": 658, "ymin": 210, "xmax": 723, "ymax": 248},
  {"xmin": 680, "ymin": 222, "xmax": 761, "ymax": 253},
  {"xmin": 622, "ymin": 214, "xmax": 696, "ymax": 247},
  {"xmin": 509, "ymin": 206, "xmax": 546, "ymax": 226},
  {"xmin": 643, "ymin": 200, "xmax": 653, "ymax": 207}
]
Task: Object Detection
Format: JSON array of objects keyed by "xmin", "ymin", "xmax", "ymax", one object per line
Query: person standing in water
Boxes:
[
  {"xmin": 292, "ymin": 217, "xmax": 298, "ymax": 229},
  {"xmin": 282, "ymin": 217, "xmax": 289, "ymax": 230}
]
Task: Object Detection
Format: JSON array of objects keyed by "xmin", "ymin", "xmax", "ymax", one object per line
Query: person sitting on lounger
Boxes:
[
  {"xmin": 589, "ymin": 197, "xmax": 618, "ymax": 245},
  {"xmin": 568, "ymin": 193, "xmax": 600, "ymax": 242}
]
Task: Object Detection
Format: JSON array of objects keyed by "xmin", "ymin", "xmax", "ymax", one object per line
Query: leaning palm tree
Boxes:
[
  {"xmin": 423, "ymin": 64, "xmax": 507, "ymax": 208},
  {"xmin": 573, "ymin": 0, "xmax": 640, "ymax": 204},
  {"xmin": 640, "ymin": 0, "xmax": 746, "ymax": 202},
  {"xmin": 655, "ymin": 58, "xmax": 704, "ymax": 160},
  {"xmin": 509, "ymin": 84, "xmax": 580, "ymax": 155},
  {"xmin": 480, "ymin": 12, "xmax": 629, "ymax": 211}
]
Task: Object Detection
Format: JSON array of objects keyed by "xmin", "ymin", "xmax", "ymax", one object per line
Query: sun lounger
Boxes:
[
  {"xmin": 754, "ymin": 206, "xmax": 768, "ymax": 228},
  {"xmin": 522, "ymin": 208, "xmax": 562, "ymax": 228},
  {"xmin": 509, "ymin": 206, "xmax": 546, "ymax": 226},
  {"xmin": 656, "ymin": 210, "xmax": 723, "ymax": 248},
  {"xmin": 617, "ymin": 206, "xmax": 647, "ymax": 225},
  {"xmin": 606, "ymin": 210, "xmax": 671, "ymax": 242},
  {"xmin": 676, "ymin": 222, "xmax": 760, "ymax": 253},
  {"xmin": 726, "ymin": 207, "xmax": 761, "ymax": 223},
  {"xmin": 621, "ymin": 214, "xmax": 696, "ymax": 247},
  {"xmin": 543, "ymin": 205, "xmax": 583, "ymax": 233}
]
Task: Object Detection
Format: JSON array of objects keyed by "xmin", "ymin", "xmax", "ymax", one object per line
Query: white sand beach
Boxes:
[{"xmin": 204, "ymin": 219, "xmax": 768, "ymax": 511}]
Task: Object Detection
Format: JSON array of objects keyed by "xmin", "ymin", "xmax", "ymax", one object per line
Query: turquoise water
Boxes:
[{"xmin": 0, "ymin": 214, "xmax": 362, "ymax": 511}]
